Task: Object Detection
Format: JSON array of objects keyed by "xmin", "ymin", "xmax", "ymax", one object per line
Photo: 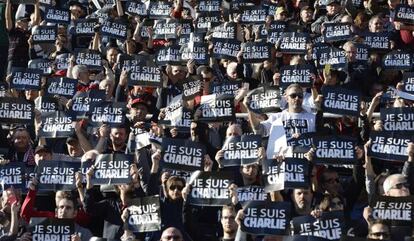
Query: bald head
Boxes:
[
  {"xmin": 160, "ymin": 227, "xmax": 183, "ymax": 241},
  {"xmin": 383, "ymin": 174, "xmax": 410, "ymax": 197}
]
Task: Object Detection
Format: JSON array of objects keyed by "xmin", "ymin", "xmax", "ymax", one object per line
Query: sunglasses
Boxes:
[
  {"xmin": 390, "ymin": 182, "xmax": 410, "ymax": 190},
  {"xmin": 169, "ymin": 185, "xmax": 183, "ymax": 191},
  {"xmin": 288, "ymin": 93, "xmax": 303, "ymax": 99},
  {"xmin": 370, "ymin": 232, "xmax": 390, "ymax": 238}
]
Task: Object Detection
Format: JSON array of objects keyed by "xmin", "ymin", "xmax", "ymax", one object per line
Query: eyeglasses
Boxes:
[
  {"xmin": 369, "ymin": 232, "xmax": 390, "ymax": 238},
  {"xmin": 390, "ymin": 182, "xmax": 410, "ymax": 190},
  {"xmin": 169, "ymin": 185, "xmax": 183, "ymax": 191},
  {"xmin": 288, "ymin": 93, "xmax": 304, "ymax": 99}
]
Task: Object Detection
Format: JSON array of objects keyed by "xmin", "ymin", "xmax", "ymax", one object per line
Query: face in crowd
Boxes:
[
  {"xmin": 166, "ymin": 177, "xmax": 185, "ymax": 201},
  {"xmin": 292, "ymin": 188, "xmax": 313, "ymax": 214},
  {"xmin": 383, "ymin": 174, "xmax": 410, "ymax": 197},
  {"xmin": 221, "ymin": 206, "xmax": 238, "ymax": 236},
  {"xmin": 285, "ymin": 85, "xmax": 304, "ymax": 113},
  {"xmin": 367, "ymin": 222, "xmax": 391, "ymax": 240},
  {"xmin": 56, "ymin": 198, "xmax": 77, "ymax": 219},
  {"xmin": 160, "ymin": 227, "xmax": 183, "ymax": 241}
]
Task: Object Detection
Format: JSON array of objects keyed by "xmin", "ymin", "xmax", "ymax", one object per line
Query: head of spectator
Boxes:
[
  {"xmin": 160, "ymin": 227, "xmax": 183, "ymax": 241},
  {"xmin": 106, "ymin": 47, "xmax": 119, "ymax": 67},
  {"xmin": 167, "ymin": 65, "xmax": 187, "ymax": 85},
  {"xmin": 341, "ymin": 14, "xmax": 353, "ymax": 24},
  {"xmin": 66, "ymin": 136, "xmax": 83, "ymax": 157},
  {"xmin": 11, "ymin": 127, "xmax": 32, "ymax": 153},
  {"xmin": 369, "ymin": 15, "xmax": 384, "ymax": 33},
  {"xmin": 275, "ymin": 7, "xmax": 288, "ymax": 21},
  {"xmin": 387, "ymin": 0, "xmax": 400, "ymax": 9},
  {"xmin": 190, "ymin": 121, "xmax": 208, "ymax": 143},
  {"xmin": 354, "ymin": 11, "xmax": 370, "ymax": 31},
  {"xmin": 34, "ymin": 145, "xmax": 53, "ymax": 165},
  {"xmin": 409, "ymin": 0, "xmax": 414, "ymax": 7},
  {"xmin": 240, "ymin": 163, "xmax": 260, "ymax": 185},
  {"xmin": 319, "ymin": 168, "xmax": 343, "ymax": 195},
  {"xmin": 383, "ymin": 174, "xmax": 410, "ymax": 197},
  {"xmin": 56, "ymin": 195, "xmax": 78, "ymax": 219},
  {"xmin": 326, "ymin": 0, "xmax": 341, "ymax": 16},
  {"xmin": 226, "ymin": 123, "xmax": 242, "ymax": 137},
  {"xmin": 25, "ymin": 89, "xmax": 39, "ymax": 101},
  {"xmin": 165, "ymin": 176, "xmax": 185, "ymax": 202},
  {"xmin": 367, "ymin": 220, "xmax": 391, "ymax": 240},
  {"xmin": 1, "ymin": 187, "xmax": 21, "ymax": 213},
  {"xmin": 343, "ymin": 41, "xmax": 357, "ymax": 63},
  {"xmin": 318, "ymin": 193, "xmax": 345, "ymax": 211},
  {"xmin": 226, "ymin": 62, "xmax": 239, "ymax": 80},
  {"xmin": 72, "ymin": 65, "xmax": 90, "ymax": 85},
  {"xmin": 285, "ymin": 84, "xmax": 304, "ymax": 113},
  {"xmin": 199, "ymin": 66, "xmax": 215, "ymax": 83},
  {"xmin": 99, "ymin": 77, "xmax": 115, "ymax": 101},
  {"xmin": 110, "ymin": 126, "xmax": 128, "ymax": 149},
  {"xmin": 69, "ymin": 0, "xmax": 86, "ymax": 20},
  {"xmin": 129, "ymin": 95, "xmax": 150, "ymax": 123},
  {"xmin": 300, "ymin": 6, "xmax": 314, "ymax": 24},
  {"xmin": 221, "ymin": 205, "xmax": 238, "ymax": 240},
  {"xmin": 323, "ymin": 67, "xmax": 340, "ymax": 86},
  {"xmin": 291, "ymin": 188, "xmax": 314, "ymax": 215}
]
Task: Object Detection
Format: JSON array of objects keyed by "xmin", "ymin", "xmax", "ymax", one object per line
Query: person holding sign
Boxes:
[
  {"xmin": 311, "ymin": 0, "xmax": 346, "ymax": 34},
  {"xmin": 246, "ymin": 84, "xmax": 319, "ymax": 158}
]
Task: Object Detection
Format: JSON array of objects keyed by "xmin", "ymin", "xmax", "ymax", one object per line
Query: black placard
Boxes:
[
  {"xmin": 54, "ymin": 53, "xmax": 70, "ymax": 71},
  {"xmin": 44, "ymin": 7, "xmax": 70, "ymax": 24},
  {"xmin": 182, "ymin": 78, "xmax": 202, "ymax": 100},
  {"xmin": 30, "ymin": 218, "xmax": 74, "ymax": 240},
  {"xmin": 265, "ymin": 21, "xmax": 287, "ymax": 44},
  {"xmin": 262, "ymin": 158, "xmax": 309, "ymax": 192},
  {"xmin": 161, "ymin": 138, "xmax": 206, "ymax": 171},
  {"xmin": 153, "ymin": 19, "xmax": 178, "ymax": 40},
  {"xmin": 209, "ymin": 81, "xmax": 241, "ymax": 95},
  {"xmin": 72, "ymin": 89, "xmax": 106, "ymax": 119},
  {"xmin": 199, "ymin": 94, "xmax": 235, "ymax": 122},
  {"xmin": 92, "ymin": 154, "xmax": 132, "ymax": 185},
  {"xmin": 125, "ymin": 0, "xmax": 148, "ymax": 16},
  {"xmin": 195, "ymin": 12, "xmax": 221, "ymax": 32},
  {"xmin": 75, "ymin": 50, "xmax": 103, "ymax": 71},
  {"xmin": 381, "ymin": 107, "xmax": 414, "ymax": 132},
  {"xmin": 369, "ymin": 131, "xmax": 412, "ymax": 161},
  {"xmin": 198, "ymin": 0, "xmax": 222, "ymax": 12},
  {"xmin": 241, "ymin": 201, "xmax": 291, "ymax": 235},
  {"xmin": 363, "ymin": 32, "xmax": 390, "ymax": 52},
  {"xmin": 180, "ymin": 42, "xmax": 210, "ymax": 65},
  {"xmin": 32, "ymin": 26, "xmax": 57, "ymax": 43},
  {"xmin": 101, "ymin": 19, "xmax": 127, "ymax": 41},
  {"xmin": 37, "ymin": 161, "xmax": 79, "ymax": 191},
  {"xmin": 128, "ymin": 63, "xmax": 162, "ymax": 87},
  {"xmin": 242, "ymin": 42, "xmax": 271, "ymax": 63},
  {"xmin": 212, "ymin": 22, "xmax": 237, "ymax": 39},
  {"xmin": 287, "ymin": 132, "xmax": 314, "ymax": 148},
  {"xmin": 160, "ymin": 95, "xmax": 192, "ymax": 131},
  {"xmin": 395, "ymin": 4, "xmax": 414, "ymax": 25},
  {"xmin": 139, "ymin": 19, "xmax": 154, "ymax": 39},
  {"xmin": 382, "ymin": 51, "xmax": 413, "ymax": 70},
  {"xmin": 45, "ymin": 77, "xmax": 77, "ymax": 98},
  {"xmin": 162, "ymin": 168, "xmax": 192, "ymax": 183},
  {"xmin": 403, "ymin": 72, "xmax": 414, "ymax": 94},
  {"xmin": 292, "ymin": 211, "xmax": 344, "ymax": 240},
  {"xmin": 239, "ymin": 5, "xmax": 267, "ymax": 24},
  {"xmin": 370, "ymin": 195, "xmax": 413, "ymax": 226},
  {"xmin": 89, "ymin": 101, "xmax": 126, "ymax": 127},
  {"xmin": 317, "ymin": 47, "xmax": 346, "ymax": 70},
  {"xmin": 322, "ymin": 86, "xmax": 361, "ymax": 116},
  {"xmin": 28, "ymin": 58, "xmax": 53, "ymax": 75},
  {"xmin": 188, "ymin": 171, "xmax": 234, "ymax": 206},
  {"xmin": 212, "ymin": 39, "xmax": 241, "ymax": 61},
  {"xmin": 10, "ymin": 68, "xmax": 42, "ymax": 90},
  {"xmin": 323, "ymin": 23, "xmax": 352, "ymax": 42},
  {"xmin": 0, "ymin": 97, "xmax": 34, "ymax": 124},
  {"xmin": 118, "ymin": 53, "xmax": 147, "ymax": 72},
  {"xmin": 314, "ymin": 136, "xmax": 357, "ymax": 165},
  {"xmin": 237, "ymin": 186, "xmax": 267, "ymax": 204},
  {"xmin": 155, "ymin": 45, "xmax": 182, "ymax": 66},
  {"xmin": 35, "ymin": 96, "xmax": 59, "ymax": 113},
  {"xmin": 148, "ymin": 0, "xmax": 172, "ymax": 19},
  {"xmin": 222, "ymin": 135, "xmax": 262, "ymax": 166},
  {"xmin": 354, "ymin": 43, "xmax": 369, "ymax": 62},
  {"xmin": 278, "ymin": 32, "xmax": 309, "ymax": 54},
  {"xmin": 127, "ymin": 196, "xmax": 161, "ymax": 233},
  {"xmin": 39, "ymin": 111, "xmax": 75, "ymax": 138},
  {"xmin": 73, "ymin": 18, "xmax": 99, "ymax": 36},
  {"xmin": 0, "ymin": 162, "xmax": 25, "ymax": 190},
  {"xmin": 284, "ymin": 236, "xmax": 331, "ymax": 241},
  {"xmin": 246, "ymin": 86, "xmax": 281, "ymax": 114},
  {"xmin": 280, "ymin": 64, "xmax": 314, "ymax": 88}
]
